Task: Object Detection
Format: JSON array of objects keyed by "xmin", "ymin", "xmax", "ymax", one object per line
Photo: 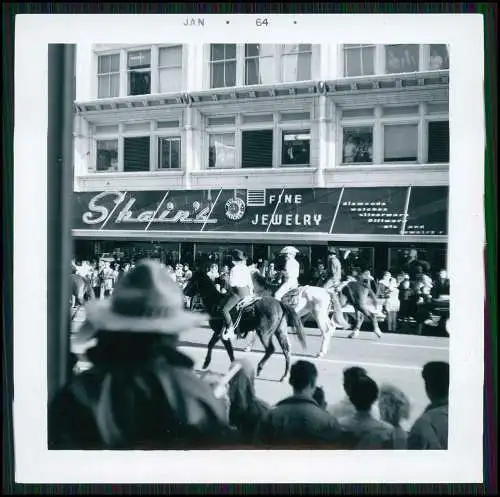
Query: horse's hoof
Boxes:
[
  {"xmin": 243, "ymin": 345, "xmax": 252, "ymax": 353},
  {"xmin": 279, "ymin": 376, "xmax": 287, "ymax": 383},
  {"xmin": 317, "ymin": 351, "xmax": 326, "ymax": 358},
  {"xmin": 201, "ymin": 361, "xmax": 210, "ymax": 370},
  {"xmin": 375, "ymin": 331, "xmax": 383, "ymax": 339}
]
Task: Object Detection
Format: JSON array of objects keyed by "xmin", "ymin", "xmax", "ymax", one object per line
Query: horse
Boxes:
[
  {"xmin": 70, "ymin": 273, "xmax": 95, "ymax": 320},
  {"xmin": 183, "ymin": 271, "xmax": 307, "ymax": 382},
  {"xmin": 336, "ymin": 279, "xmax": 384, "ymax": 339},
  {"xmin": 250, "ymin": 272, "xmax": 349, "ymax": 358}
]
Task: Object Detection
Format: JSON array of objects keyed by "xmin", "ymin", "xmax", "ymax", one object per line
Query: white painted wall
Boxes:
[{"xmin": 75, "ymin": 44, "xmax": 94, "ymax": 102}]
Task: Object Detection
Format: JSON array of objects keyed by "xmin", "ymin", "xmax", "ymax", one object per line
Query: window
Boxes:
[
  {"xmin": 208, "ymin": 133, "xmax": 236, "ymax": 168},
  {"xmin": 209, "ymin": 44, "xmax": 237, "ymax": 88},
  {"xmin": 281, "ymin": 44, "xmax": 312, "ymax": 82},
  {"xmin": 429, "ymin": 44, "xmax": 449, "ymax": 70},
  {"xmin": 282, "ymin": 130, "xmax": 310, "ymax": 166},
  {"xmin": 96, "ymin": 140, "xmax": 118, "ymax": 171},
  {"xmin": 242, "ymin": 130, "xmax": 273, "ymax": 168},
  {"xmin": 157, "ymin": 137, "xmax": 181, "ymax": 169},
  {"xmin": 385, "ymin": 44, "xmax": 420, "ymax": 73},
  {"xmin": 343, "ymin": 44, "xmax": 375, "ymax": 77},
  {"xmin": 245, "ymin": 44, "xmax": 275, "ymax": 85},
  {"xmin": 383, "ymin": 124, "xmax": 418, "ymax": 163},
  {"xmin": 128, "ymin": 50, "xmax": 151, "ymax": 96},
  {"xmin": 124, "ymin": 136, "xmax": 150, "ymax": 172},
  {"xmin": 97, "ymin": 54, "xmax": 120, "ymax": 98},
  {"xmin": 428, "ymin": 121, "xmax": 450, "ymax": 163},
  {"xmin": 342, "ymin": 127, "xmax": 374, "ymax": 164},
  {"xmin": 158, "ymin": 46, "xmax": 183, "ymax": 93}
]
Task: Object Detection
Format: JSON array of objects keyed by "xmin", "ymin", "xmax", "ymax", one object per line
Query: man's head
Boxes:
[
  {"xmin": 422, "ymin": 361, "xmax": 450, "ymax": 402},
  {"xmin": 347, "ymin": 374, "xmax": 379, "ymax": 412},
  {"xmin": 289, "ymin": 360, "xmax": 318, "ymax": 395},
  {"xmin": 318, "ymin": 263, "xmax": 325, "ymax": 272},
  {"xmin": 439, "ymin": 269, "xmax": 448, "ymax": 280},
  {"xmin": 343, "ymin": 366, "xmax": 368, "ymax": 396}
]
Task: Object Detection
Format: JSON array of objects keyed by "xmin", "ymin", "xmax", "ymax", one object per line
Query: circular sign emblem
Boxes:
[{"xmin": 225, "ymin": 197, "xmax": 246, "ymax": 221}]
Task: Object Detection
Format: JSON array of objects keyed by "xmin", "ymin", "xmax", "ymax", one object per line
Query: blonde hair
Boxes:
[{"xmin": 378, "ymin": 383, "xmax": 411, "ymax": 427}]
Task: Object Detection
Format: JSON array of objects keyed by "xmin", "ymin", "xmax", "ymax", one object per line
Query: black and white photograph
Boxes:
[{"xmin": 13, "ymin": 14, "xmax": 485, "ymax": 484}]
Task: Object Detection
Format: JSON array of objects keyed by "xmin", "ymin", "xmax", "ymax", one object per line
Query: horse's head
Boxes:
[{"xmin": 183, "ymin": 270, "xmax": 215, "ymax": 298}]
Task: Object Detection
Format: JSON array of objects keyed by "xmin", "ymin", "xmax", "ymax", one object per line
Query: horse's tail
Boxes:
[{"xmin": 280, "ymin": 302, "xmax": 307, "ymax": 349}]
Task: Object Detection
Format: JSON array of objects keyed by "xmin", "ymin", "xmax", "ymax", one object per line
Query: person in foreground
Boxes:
[
  {"xmin": 339, "ymin": 374, "xmax": 395, "ymax": 449},
  {"xmin": 407, "ymin": 361, "xmax": 449, "ymax": 450},
  {"xmin": 49, "ymin": 259, "xmax": 237, "ymax": 450},
  {"xmin": 328, "ymin": 366, "xmax": 368, "ymax": 422},
  {"xmin": 378, "ymin": 384, "xmax": 411, "ymax": 449},
  {"xmin": 254, "ymin": 360, "xmax": 347, "ymax": 449}
]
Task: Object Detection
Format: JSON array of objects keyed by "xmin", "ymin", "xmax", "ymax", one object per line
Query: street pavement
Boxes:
[{"xmin": 71, "ymin": 309, "xmax": 449, "ymax": 431}]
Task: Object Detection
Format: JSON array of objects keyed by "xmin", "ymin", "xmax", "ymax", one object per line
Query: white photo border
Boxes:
[{"xmin": 14, "ymin": 13, "xmax": 485, "ymax": 484}]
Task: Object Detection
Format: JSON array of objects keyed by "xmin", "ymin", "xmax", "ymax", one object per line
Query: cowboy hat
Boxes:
[
  {"xmin": 230, "ymin": 249, "xmax": 246, "ymax": 261},
  {"xmin": 280, "ymin": 246, "xmax": 299, "ymax": 255},
  {"xmin": 84, "ymin": 259, "xmax": 207, "ymax": 334},
  {"xmin": 327, "ymin": 246, "xmax": 338, "ymax": 255}
]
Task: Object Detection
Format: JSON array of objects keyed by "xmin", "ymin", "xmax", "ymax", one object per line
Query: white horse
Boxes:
[{"xmin": 247, "ymin": 273, "xmax": 350, "ymax": 358}]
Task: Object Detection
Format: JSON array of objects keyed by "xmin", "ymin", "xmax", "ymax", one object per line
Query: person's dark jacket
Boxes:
[
  {"xmin": 431, "ymin": 278, "xmax": 450, "ymax": 299},
  {"xmin": 48, "ymin": 332, "xmax": 237, "ymax": 450},
  {"xmin": 254, "ymin": 394, "xmax": 348, "ymax": 449}
]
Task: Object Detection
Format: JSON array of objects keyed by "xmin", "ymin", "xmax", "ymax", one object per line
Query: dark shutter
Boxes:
[
  {"xmin": 124, "ymin": 137, "xmax": 150, "ymax": 172},
  {"xmin": 242, "ymin": 130, "xmax": 273, "ymax": 168},
  {"xmin": 428, "ymin": 121, "xmax": 450, "ymax": 163}
]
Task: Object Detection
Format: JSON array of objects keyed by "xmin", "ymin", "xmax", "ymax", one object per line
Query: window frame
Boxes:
[
  {"xmin": 127, "ymin": 48, "xmax": 152, "ymax": 96},
  {"xmin": 156, "ymin": 135, "xmax": 183, "ymax": 170},
  {"xmin": 90, "ymin": 119, "xmax": 184, "ymax": 172},
  {"xmin": 342, "ymin": 44, "xmax": 377, "ymax": 78},
  {"xmin": 336, "ymin": 103, "xmax": 448, "ymax": 166},
  {"xmin": 157, "ymin": 44, "xmax": 184, "ymax": 94},
  {"xmin": 203, "ymin": 111, "xmax": 312, "ymax": 170},
  {"xmin": 96, "ymin": 53, "xmax": 121, "ymax": 99}
]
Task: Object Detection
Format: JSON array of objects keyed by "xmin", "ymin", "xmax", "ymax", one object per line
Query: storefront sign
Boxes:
[{"xmin": 73, "ymin": 187, "xmax": 448, "ymax": 236}]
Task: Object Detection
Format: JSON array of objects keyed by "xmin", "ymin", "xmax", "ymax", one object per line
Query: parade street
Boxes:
[
  {"xmin": 176, "ymin": 323, "xmax": 449, "ymax": 431},
  {"xmin": 72, "ymin": 310, "xmax": 449, "ymax": 431}
]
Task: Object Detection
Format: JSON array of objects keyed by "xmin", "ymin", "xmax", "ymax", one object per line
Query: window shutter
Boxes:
[
  {"xmin": 242, "ymin": 130, "xmax": 273, "ymax": 168},
  {"xmin": 124, "ymin": 137, "xmax": 150, "ymax": 172},
  {"xmin": 428, "ymin": 121, "xmax": 450, "ymax": 163}
]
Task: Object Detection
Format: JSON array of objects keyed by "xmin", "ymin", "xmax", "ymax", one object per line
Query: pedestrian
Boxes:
[
  {"xmin": 328, "ymin": 366, "xmax": 368, "ymax": 422},
  {"xmin": 226, "ymin": 359, "xmax": 270, "ymax": 446},
  {"xmin": 49, "ymin": 259, "xmax": 237, "ymax": 450},
  {"xmin": 378, "ymin": 384, "xmax": 411, "ymax": 449},
  {"xmin": 313, "ymin": 386, "xmax": 328, "ymax": 411},
  {"xmin": 407, "ymin": 361, "xmax": 449, "ymax": 450},
  {"xmin": 254, "ymin": 360, "xmax": 346, "ymax": 449},
  {"xmin": 339, "ymin": 374, "xmax": 395, "ymax": 450}
]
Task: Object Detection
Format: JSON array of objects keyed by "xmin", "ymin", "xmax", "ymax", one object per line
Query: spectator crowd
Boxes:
[{"xmin": 55, "ymin": 259, "xmax": 449, "ymax": 451}]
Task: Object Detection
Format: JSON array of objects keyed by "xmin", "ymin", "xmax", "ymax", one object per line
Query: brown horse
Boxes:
[{"xmin": 183, "ymin": 271, "xmax": 307, "ymax": 382}]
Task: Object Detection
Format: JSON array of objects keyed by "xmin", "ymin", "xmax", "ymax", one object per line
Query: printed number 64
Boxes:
[{"xmin": 256, "ymin": 19, "xmax": 269, "ymax": 27}]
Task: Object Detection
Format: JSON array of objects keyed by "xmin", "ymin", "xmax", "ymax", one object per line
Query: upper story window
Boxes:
[
  {"xmin": 209, "ymin": 44, "xmax": 237, "ymax": 88},
  {"xmin": 90, "ymin": 118, "xmax": 182, "ymax": 172},
  {"xmin": 205, "ymin": 110, "xmax": 312, "ymax": 169},
  {"xmin": 280, "ymin": 44, "xmax": 312, "ymax": 82},
  {"xmin": 341, "ymin": 44, "xmax": 449, "ymax": 77},
  {"xmin": 128, "ymin": 50, "xmax": 151, "ymax": 96},
  {"xmin": 94, "ymin": 45, "xmax": 184, "ymax": 98},
  {"xmin": 245, "ymin": 44, "xmax": 275, "ymax": 85},
  {"xmin": 208, "ymin": 44, "xmax": 316, "ymax": 88},
  {"xmin": 158, "ymin": 46, "xmax": 183, "ymax": 93},
  {"xmin": 385, "ymin": 44, "xmax": 420, "ymax": 74},
  {"xmin": 343, "ymin": 44, "xmax": 376, "ymax": 78},
  {"xmin": 338, "ymin": 103, "xmax": 449, "ymax": 166},
  {"xmin": 97, "ymin": 54, "xmax": 120, "ymax": 98}
]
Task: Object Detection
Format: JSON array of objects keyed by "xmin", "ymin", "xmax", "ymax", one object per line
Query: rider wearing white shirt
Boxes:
[
  {"xmin": 274, "ymin": 246, "xmax": 300, "ymax": 301},
  {"xmin": 221, "ymin": 250, "xmax": 254, "ymax": 341}
]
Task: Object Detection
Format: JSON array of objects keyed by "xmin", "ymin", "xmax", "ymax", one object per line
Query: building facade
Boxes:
[{"xmin": 72, "ymin": 43, "xmax": 449, "ymax": 278}]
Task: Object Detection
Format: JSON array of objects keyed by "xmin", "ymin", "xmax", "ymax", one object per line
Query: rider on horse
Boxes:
[
  {"xmin": 221, "ymin": 250, "xmax": 254, "ymax": 341},
  {"xmin": 274, "ymin": 246, "xmax": 301, "ymax": 302},
  {"xmin": 324, "ymin": 247, "xmax": 343, "ymax": 292}
]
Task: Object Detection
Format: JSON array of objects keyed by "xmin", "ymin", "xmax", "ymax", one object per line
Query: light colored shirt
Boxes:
[
  {"xmin": 284, "ymin": 258, "xmax": 300, "ymax": 282},
  {"xmin": 229, "ymin": 263, "xmax": 254, "ymax": 290}
]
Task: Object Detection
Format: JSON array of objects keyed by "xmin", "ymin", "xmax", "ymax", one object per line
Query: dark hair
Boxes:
[
  {"xmin": 343, "ymin": 366, "xmax": 368, "ymax": 395},
  {"xmin": 313, "ymin": 386, "xmax": 327, "ymax": 409},
  {"xmin": 289, "ymin": 360, "xmax": 318, "ymax": 391},
  {"xmin": 347, "ymin": 375, "xmax": 379, "ymax": 411},
  {"xmin": 422, "ymin": 361, "xmax": 450, "ymax": 399}
]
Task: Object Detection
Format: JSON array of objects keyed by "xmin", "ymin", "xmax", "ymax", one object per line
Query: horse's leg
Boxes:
[
  {"xmin": 222, "ymin": 336, "xmax": 235, "ymax": 363},
  {"xmin": 256, "ymin": 337, "xmax": 275, "ymax": 378},
  {"xmin": 348, "ymin": 311, "xmax": 364, "ymax": 339},
  {"xmin": 356, "ymin": 303, "xmax": 383, "ymax": 338},
  {"xmin": 316, "ymin": 306, "xmax": 333, "ymax": 358},
  {"xmin": 243, "ymin": 330, "xmax": 257, "ymax": 352},
  {"xmin": 202, "ymin": 330, "xmax": 219, "ymax": 370},
  {"xmin": 275, "ymin": 322, "xmax": 292, "ymax": 383}
]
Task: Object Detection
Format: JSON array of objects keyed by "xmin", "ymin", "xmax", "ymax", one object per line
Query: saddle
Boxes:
[
  {"xmin": 229, "ymin": 296, "xmax": 262, "ymax": 333},
  {"xmin": 282, "ymin": 288, "xmax": 301, "ymax": 308}
]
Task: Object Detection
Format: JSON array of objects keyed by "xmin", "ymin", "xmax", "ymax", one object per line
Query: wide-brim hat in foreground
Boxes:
[
  {"xmin": 84, "ymin": 259, "xmax": 207, "ymax": 334},
  {"xmin": 280, "ymin": 246, "xmax": 299, "ymax": 255},
  {"xmin": 231, "ymin": 249, "xmax": 247, "ymax": 261}
]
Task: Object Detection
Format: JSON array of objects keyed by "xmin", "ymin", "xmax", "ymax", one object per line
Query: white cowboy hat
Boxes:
[
  {"xmin": 83, "ymin": 259, "xmax": 207, "ymax": 335},
  {"xmin": 280, "ymin": 246, "xmax": 299, "ymax": 255}
]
